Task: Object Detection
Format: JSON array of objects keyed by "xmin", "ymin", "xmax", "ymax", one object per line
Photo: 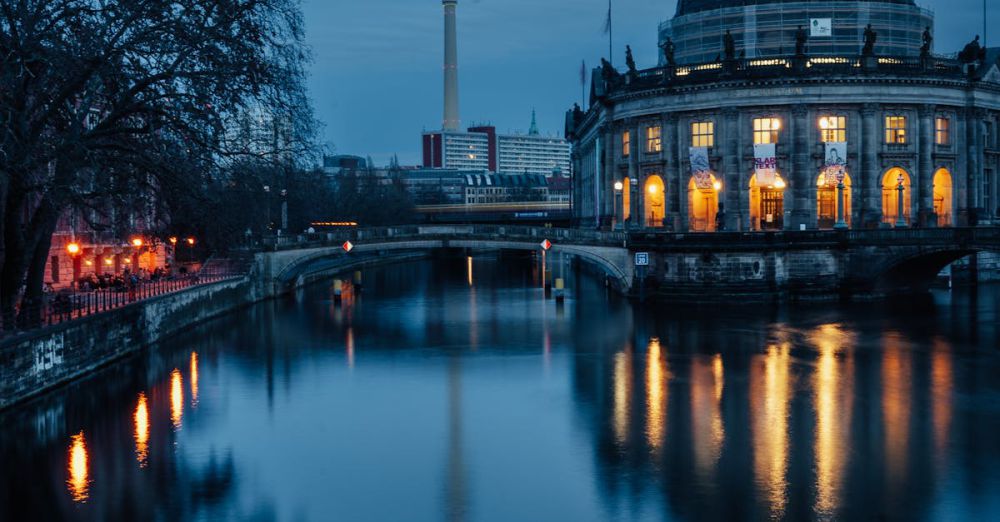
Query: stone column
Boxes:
[
  {"xmin": 624, "ymin": 121, "xmax": 637, "ymax": 228},
  {"xmin": 602, "ymin": 125, "xmax": 616, "ymax": 227},
  {"xmin": 723, "ymin": 109, "xmax": 740, "ymax": 231},
  {"xmin": 663, "ymin": 114, "xmax": 679, "ymax": 231},
  {"xmin": 630, "ymin": 122, "xmax": 641, "ymax": 228},
  {"xmin": 790, "ymin": 104, "xmax": 812, "ymax": 230},
  {"xmin": 967, "ymin": 109, "xmax": 982, "ymax": 222},
  {"xmin": 918, "ymin": 105, "xmax": 935, "ymax": 227},
  {"xmin": 860, "ymin": 104, "xmax": 880, "ymax": 227},
  {"xmin": 678, "ymin": 117, "xmax": 690, "ymax": 231}
]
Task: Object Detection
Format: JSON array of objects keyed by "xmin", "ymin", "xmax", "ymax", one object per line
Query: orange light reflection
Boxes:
[
  {"xmin": 171, "ymin": 369, "xmax": 183, "ymax": 429},
  {"xmin": 135, "ymin": 393, "xmax": 150, "ymax": 467},
  {"xmin": 67, "ymin": 431, "xmax": 90, "ymax": 502}
]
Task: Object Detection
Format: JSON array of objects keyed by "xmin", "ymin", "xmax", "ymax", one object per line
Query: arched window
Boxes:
[
  {"xmin": 688, "ymin": 175, "xmax": 719, "ymax": 232},
  {"xmin": 749, "ymin": 173, "xmax": 786, "ymax": 231},
  {"xmin": 817, "ymin": 172, "xmax": 852, "ymax": 229},
  {"xmin": 933, "ymin": 168, "xmax": 953, "ymax": 227},
  {"xmin": 644, "ymin": 175, "xmax": 665, "ymax": 227},
  {"xmin": 881, "ymin": 168, "xmax": 912, "ymax": 225}
]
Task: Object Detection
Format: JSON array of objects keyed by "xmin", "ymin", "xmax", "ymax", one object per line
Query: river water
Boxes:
[{"xmin": 1, "ymin": 253, "xmax": 999, "ymax": 521}]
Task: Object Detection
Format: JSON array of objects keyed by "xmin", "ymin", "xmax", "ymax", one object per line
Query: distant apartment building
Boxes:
[{"xmin": 422, "ymin": 114, "xmax": 570, "ymax": 176}]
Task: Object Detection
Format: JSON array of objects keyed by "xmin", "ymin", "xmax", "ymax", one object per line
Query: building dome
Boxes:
[
  {"xmin": 675, "ymin": 0, "xmax": 917, "ymax": 17},
  {"xmin": 662, "ymin": 0, "xmax": 932, "ymax": 65}
]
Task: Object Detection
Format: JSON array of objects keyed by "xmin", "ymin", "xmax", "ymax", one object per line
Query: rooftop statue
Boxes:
[
  {"xmin": 862, "ymin": 24, "xmax": 877, "ymax": 56},
  {"xmin": 723, "ymin": 30, "xmax": 736, "ymax": 60},
  {"xmin": 794, "ymin": 25, "xmax": 808, "ymax": 56},
  {"xmin": 920, "ymin": 26, "xmax": 932, "ymax": 56},
  {"xmin": 661, "ymin": 37, "xmax": 676, "ymax": 66},
  {"xmin": 958, "ymin": 35, "xmax": 984, "ymax": 63},
  {"xmin": 625, "ymin": 45, "xmax": 637, "ymax": 74},
  {"xmin": 600, "ymin": 58, "xmax": 619, "ymax": 80}
]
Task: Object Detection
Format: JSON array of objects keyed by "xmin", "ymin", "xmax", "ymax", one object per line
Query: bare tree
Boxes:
[{"xmin": 0, "ymin": 0, "xmax": 315, "ymax": 325}]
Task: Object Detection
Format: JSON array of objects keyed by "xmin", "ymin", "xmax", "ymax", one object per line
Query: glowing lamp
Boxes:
[
  {"xmin": 67, "ymin": 243, "xmax": 81, "ymax": 255},
  {"xmin": 647, "ymin": 184, "xmax": 659, "ymax": 195},
  {"xmin": 169, "ymin": 237, "xmax": 178, "ymax": 245},
  {"xmin": 105, "ymin": 258, "xmax": 113, "ymax": 266},
  {"xmin": 614, "ymin": 181, "xmax": 624, "ymax": 191},
  {"xmin": 712, "ymin": 181, "xmax": 723, "ymax": 191},
  {"xmin": 186, "ymin": 237, "xmax": 195, "ymax": 246},
  {"xmin": 131, "ymin": 237, "xmax": 143, "ymax": 248},
  {"xmin": 774, "ymin": 177, "xmax": 787, "ymax": 189}
]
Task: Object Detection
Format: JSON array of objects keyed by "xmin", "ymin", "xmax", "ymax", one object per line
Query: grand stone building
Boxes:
[{"xmin": 567, "ymin": 0, "xmax": 1000, "ymax": 233}]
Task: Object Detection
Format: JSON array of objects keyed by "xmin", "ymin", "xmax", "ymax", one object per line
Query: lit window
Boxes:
[
  {"xmin": 935, "ymin": 117, "xmax": 950, "ymax": 145},
  {"xmin": 622, "ymin": 131, "xmax": 631, "ymax": 157},
  {"xmin": 818, "ymin": 116, "xmax": 846, "ymax": 143},
  {"xmin": 691, "ymin": 121, "xmax": 714, "ymax": 148},
  {"xmin": 885, "ymin": 116, "xmax": 907, "ymax": 144},
  {"xmin": 646, "ymin": 126, "xmax": 662, "ymax": 153},
  {"xmin": 753, "ymin": 117, "xmax": 781, "ymax": 145}
]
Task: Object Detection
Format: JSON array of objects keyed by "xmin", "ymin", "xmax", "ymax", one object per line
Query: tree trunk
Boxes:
[{"xmin": 18, "ymin": 214, "xmax": 58, "ymax": 328}]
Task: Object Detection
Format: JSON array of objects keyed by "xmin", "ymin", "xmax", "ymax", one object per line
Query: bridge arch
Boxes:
[{"xmin": 265, "ymin": 235, "xmax": 633, "ymax": 296}]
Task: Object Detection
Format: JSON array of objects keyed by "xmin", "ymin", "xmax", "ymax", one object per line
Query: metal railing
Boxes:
[{"xmin": 1, "ymin": 267, "xmax": 245, "ymax": 338}]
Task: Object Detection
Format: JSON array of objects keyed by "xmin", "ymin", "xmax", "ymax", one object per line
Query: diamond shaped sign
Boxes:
[
  {"xmin": 342, "ymin": 241, "xmax": 354, "ymax": 253},
  {"xmin": 540, "ymin": 239, "xmax": 552, "ymax": 251}
]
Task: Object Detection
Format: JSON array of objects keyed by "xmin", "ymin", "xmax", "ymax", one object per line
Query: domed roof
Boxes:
[{"xmin": 675, "ymin": 0, "xmax": 917, "ymax": 17}]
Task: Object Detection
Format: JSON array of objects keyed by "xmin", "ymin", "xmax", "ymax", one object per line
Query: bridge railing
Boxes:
[
  {"xmin": 627, "ymin": 226, "xmax": 999, "ymax": 249},
  {"xmin": 264, "ymin": 225, "xmax": 627, "ymax": 251}
]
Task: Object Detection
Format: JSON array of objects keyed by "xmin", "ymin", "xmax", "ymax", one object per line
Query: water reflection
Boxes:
[
  {"xmin": 645, "ymin": 338, "xmax": 666, "ymax": 453},
  {"xmin": 67, "ymin": 431, "xmax": 90, "ymax": 503},
  {"xmin": 612, "ymin": 347, "xmax": 633, "ymax": 447},
  {"xmin": 751, "ymin": 343, "xmax": 791, "ymax": 518},
  {"xmin": 811, "ymin": 324, "xmax": 853, "ymax": 519},
  {"xmin": 135, "ymin": 393, "xmax": 150, "ymax": 467},
  {"xmin": 171, "ymin": 368, "xmax": 183, "ymax": 429},
  {"xmin": 190, "ymin": 352, "xmax": 200, "ymax": 407},
  {"xmin": 3, "ymin": 256, "xmax": 999, "ymax": 521}
]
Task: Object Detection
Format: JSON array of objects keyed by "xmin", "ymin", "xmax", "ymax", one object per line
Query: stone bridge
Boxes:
[{"xmin": 253, "ymin": 225, "xmax": 1000, "ymax": 301}]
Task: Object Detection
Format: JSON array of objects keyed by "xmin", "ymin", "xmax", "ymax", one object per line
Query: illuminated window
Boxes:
[
  {"xmin": 885, "ymin": 116, "xmax": 907, "ymax": 144},
  {"xmin": 622, "ymin": 131, "xmax": 631, "ymax": 157},
  {"xmin": 935, "ymin": 117, "xmax": 950, "ymax": 145},
  {"xmin": 646, "ymin": 126, "xmax": 662, "ymax": 153},
  {"xmin": 753, "ymin": 117, "xmax": 781, "ymax": 144},
  {"xmin": 691, "ymin": 121, "xmax": 714, "ymax": 147},
  {"xmin": 818, "ymin": 116, "xmax": 846, "ymax": 143}
]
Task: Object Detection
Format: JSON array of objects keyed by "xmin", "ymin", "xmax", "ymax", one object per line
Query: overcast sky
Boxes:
[{"xmin": 301, "ymin": 0, "xmax": 996, "ymax": 166}]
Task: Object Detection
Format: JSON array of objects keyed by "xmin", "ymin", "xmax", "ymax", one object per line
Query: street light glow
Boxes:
[
  {"xmin": 67, "ymin": 243, "xmax": 80, "ymax": 255},
  {"xmin": 131, "ymin": 237, "xmax": 143, "ymax": 247},
  {"xmin": 186, "ymin": 237, "xmax": 195, "ymax": 246},
  {"xmin": 614, "ymin": 181, "xmax": 624, "ymax": 191}
]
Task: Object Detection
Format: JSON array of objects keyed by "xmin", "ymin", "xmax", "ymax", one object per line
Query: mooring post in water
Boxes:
[
  {"xmin": 333, "ymin": 279, "xmax": 343, "ymax": 304},
  {"xmin": 353, "ymin": 271, "xmax": 363, "ymax": 292},
  {"xmin": 554, "ymin": 278, "xmax": 565, "ymax": 303}
]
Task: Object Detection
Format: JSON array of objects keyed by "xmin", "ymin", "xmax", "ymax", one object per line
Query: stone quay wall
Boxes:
[{"xmin": 0, "ymin": 277, "xmax": 253, "ymax": 410}]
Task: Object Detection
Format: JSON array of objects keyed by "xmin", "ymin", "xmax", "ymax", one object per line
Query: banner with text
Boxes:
[
  {"xmin": 810, "ymin": 18, "xmax": 832, "ymax": 37},
  {"xmin": 753, "ymin": 143, "xmax": 777, "ymax": 186},
  {"xmin": 823, "ymin": 142, "xmax": 848, "ymax": 185},
  {"xmin": 689, "ymin": 147, "xmax": 713, "ymax": 189}
]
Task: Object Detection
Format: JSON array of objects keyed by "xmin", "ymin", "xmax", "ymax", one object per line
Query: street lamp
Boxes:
[
  {"xmin": 613, "ymin": 181, "xmax": 624, "ymax": 230},
  {"xmin": 131, "ymin": 237, "xmax": 143, "ymax": 248},
  {"xmin": 66, "ymin": 242, "xmax": 81, "ymax": 255},
  {"xmin": 895, "ymin": 173, "xmax": 907, "ymax": 228},
  {"xmin": 834, "ymin": 169, "xmax": 848, "ymax": 230}
]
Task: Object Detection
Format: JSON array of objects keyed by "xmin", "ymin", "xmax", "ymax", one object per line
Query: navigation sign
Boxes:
[
  {"xmin": 342, "ymin": 241, "xmax": 354, "ymax": 253},
  {"xmin": 540, "ymin": 239, "xmax": 552, "ymax": 251},
  {"xmin": 635, "ymin": 252, "xmax": 649, "ymax": 266}
]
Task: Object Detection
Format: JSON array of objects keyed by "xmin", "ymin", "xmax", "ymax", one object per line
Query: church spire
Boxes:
[{"xmin": 528, "ymin": 109, "xmax": 539, "ymax": 136}]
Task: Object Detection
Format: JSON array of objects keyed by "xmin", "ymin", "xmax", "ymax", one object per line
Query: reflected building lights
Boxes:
[
  {"xmin": 752, "ymin": 343, "xmax": 791, "ymax": 518},
  {"xmin": 190, "ymin": 352, "xmax": 199, "ymax": 407},
  {"xmin": 811, "ymin": 324, "xmax": 853, "ymax": 518},
  {"xmin": 692, "ymin": 354, "xmax": 725, "ymax": 478},
  {"xmin": 882, "ymin": 334, "xmax": 911, "ymax": 487},
  {"xmin": 346, "ymin": 327, "xmax": 355, "ymax": 369},
  {"xmin": 171, "ymin": 368, "xmax": 183, "ymax": 429},
  {"xmin": 67, "ymin": 431, "xmax": 90, "ymax": 502},
  {"xmin": 645, "ymin": 339, "xmax": 666, "ymax": 452},
  {"xmin": 135, "ymin": 393, "xmax": 150, "ymax": 467},
  {"xmin": 466, "ymin": 256, "xmax": 473, "ymax": 286},
  {"xmin": 612, "ymin": 348, "xmax": 633, "ymax": 446},
  {"xmin": 930, "ymin": 338, "xmax": 953, "ymax": 462}
]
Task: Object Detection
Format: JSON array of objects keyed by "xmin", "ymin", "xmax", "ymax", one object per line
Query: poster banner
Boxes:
[
  {"xmin": 753, "ymin": 143, "xmax": 777, "ymax": 186},
  {"xmin": 810, "ymin": 18, "xmax": 832, "ymax": 37},
  {"xmin": 823, "ymin": 142, "xmax": 847, "ymax": 185},
  {"xmin": 689, "ymin": 147, "xmax": 713, "ymax": 189}
]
